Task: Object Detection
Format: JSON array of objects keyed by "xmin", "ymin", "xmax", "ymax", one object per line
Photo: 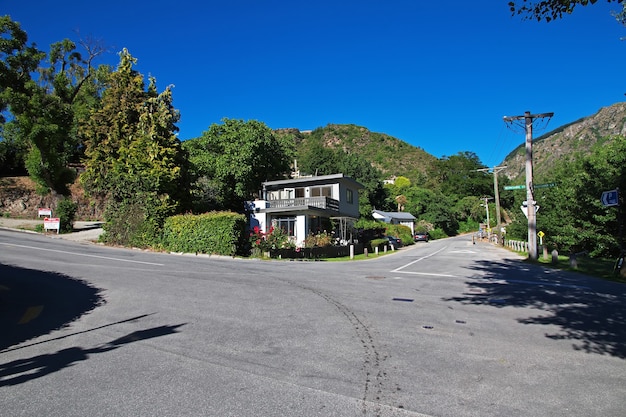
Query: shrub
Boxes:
[
  {"xmin": 249, "ymin": 226, "xmax": 295, "ymax": 256},
  {"xmin": 385, "ymin": 224, "xmax": 413, "ymax": 245},
  {"xmin": 370, "ymin": 238, "xmax": 389, "ymax": 251},
  {"xmin": 56, "ymin": 198, "xmax": 78, "ymax": 233},
  {"xmin": 161, "ymin": 211, "xmax": 246, "ymax": 256},
  {"xmin": 304, "ymin": 232, "xmax": 333, "ymax": 248},
  {"xmin": 428, "ymin": 228, "xmax": 448, "ymax": 240}
]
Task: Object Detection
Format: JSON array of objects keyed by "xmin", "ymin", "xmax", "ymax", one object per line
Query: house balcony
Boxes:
[{"xmin": 267, "ymin": 196, "xmax": 339, "ymax": 212}]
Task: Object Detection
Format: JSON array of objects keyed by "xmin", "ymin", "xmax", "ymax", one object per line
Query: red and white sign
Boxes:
[
  {"xmin": 38, "ymin": 208, "xmax": 52, "ymax": 217},
  {"xmin": 43, "ymin": 217, "xmax": 61, "ymax": 233}
]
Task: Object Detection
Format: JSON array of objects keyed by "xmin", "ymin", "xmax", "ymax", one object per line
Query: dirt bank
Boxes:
[{"xmin": 0, "ymin": 176, "xmax": 104, "ymax": 220}]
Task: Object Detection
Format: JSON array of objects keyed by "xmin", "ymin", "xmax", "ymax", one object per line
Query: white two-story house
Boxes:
[{"xmin": 247, "ymin": 173, "xmax": 364, "ymax": 247}]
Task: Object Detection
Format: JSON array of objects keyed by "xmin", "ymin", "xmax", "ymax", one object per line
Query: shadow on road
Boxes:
[
  {"xmin": 444, "ymin": 259, "xmax": 626, "ymax": 359},
  {"xmin": 0, "ymin": 323, "xmax": 186, "ymax": 386},
  {"xmin": 0, "ymin": 263, "xmax": 105, "ymax": 351}
]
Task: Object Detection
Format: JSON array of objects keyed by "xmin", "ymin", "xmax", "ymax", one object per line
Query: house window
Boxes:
[
  {"xmin": 295, "ymin": 187, "xmax": 305, "ymax": 198},
  {"xmin": 276, "ymin": 217, "xmax": 296, "ymax": 237},
  {"xmin": 346, "ymin": 188, "xmax": 353, "ymax": 204},
  {"xmin": 311, "ymin": 186, "xmax": 332, "ymax": 197}
]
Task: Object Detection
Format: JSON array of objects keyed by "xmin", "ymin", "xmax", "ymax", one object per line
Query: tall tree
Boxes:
[
  {"xmin": 0, "ymin": 16, "xmax": 105, "ymax": 195},
  {"xmin": 81, "ymin": 49, "xmax": 187, "ymax": 246},
  {"xmin": 184, "ymin": 118, "xmax": 291, "ymax": 212},
  {"xmin": 431, "ymin": 152, "xmax": 492, "ymax": 199}
]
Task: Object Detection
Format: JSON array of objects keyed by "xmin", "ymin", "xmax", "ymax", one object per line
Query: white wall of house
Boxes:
[{"xmin": 296, "ymin": 214, "xmax": 307, "ymax": 246}]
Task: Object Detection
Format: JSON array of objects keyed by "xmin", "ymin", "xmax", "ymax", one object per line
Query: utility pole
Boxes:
[
  {"xmin": 481, "ymin": 196, "xmax": 493, "ymax": 239},
  {"xmin": 478, "ymin": 166, "xmax": 507, "ymax": 244},
  {"xmin": 503, "ymin": 111, "xmax": 554, "ymax": 260}
]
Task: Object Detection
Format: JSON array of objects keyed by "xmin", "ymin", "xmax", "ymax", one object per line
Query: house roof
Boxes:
[
  {"xmin": 372, "ymin": 210, "xmax": 416, "ymax": 221},
  {"xmin": 262, "ymin": 173, "xmax": 364, "ymax": 190}
]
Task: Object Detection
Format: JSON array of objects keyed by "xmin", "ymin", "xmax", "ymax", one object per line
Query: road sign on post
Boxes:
[
  {"xmin": 601, "ymin": 189, "xmax": 619, "ymax": 207},
  {"xmin": 504, "ymin": 185, "xmax": 525, "ymax": 190},
  {"xmin": 521, "ymin": 202, "xmax": 539, "ymax": 219}
]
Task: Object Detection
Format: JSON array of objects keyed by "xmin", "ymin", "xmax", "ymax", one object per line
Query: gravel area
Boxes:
[{"xmin": 0, "ymin": 217, "xmax": 103, "ymax": 242}]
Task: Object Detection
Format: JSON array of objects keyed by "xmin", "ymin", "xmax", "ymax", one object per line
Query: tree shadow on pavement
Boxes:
[
  {"xmin": 0, "ymin": 263, "xmax": 105, "ymax": 351},
  {"xmin": 0, "ymin": 323, "xmax": 186, "ymax": 386},
  {"xmin": 443, "ymin": 259, "xmax": 626, "ymax": 359}
]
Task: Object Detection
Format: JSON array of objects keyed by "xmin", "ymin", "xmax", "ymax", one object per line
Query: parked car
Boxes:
[
  {"xmin": 413, "ymin": 231, "xmax": 429, "ymax": 242},
  {"xmin": 384, "ymin": 236, "xmax": 402, "ymax": 249}
]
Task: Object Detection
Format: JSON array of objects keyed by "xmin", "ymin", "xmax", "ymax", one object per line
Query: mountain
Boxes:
[
  {"xmin": 275, "ymin": 124, "xmax": 438, "ymax": 183},
  {"xmin": 501, "ymin": 102, "xmax": 626, "ymax": 181},
  {"xmin": 276, "ymin": 102, "xmax": 626, "ymax": 185}
]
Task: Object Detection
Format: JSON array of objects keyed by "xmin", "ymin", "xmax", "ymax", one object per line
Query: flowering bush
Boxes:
[
  {"xmin": 249, "ymin": 225, "xmax": 295, "ymax": 255},
  {"xmin": 304, "ymin": 231, "xmax": 333, "ymax": 248}
]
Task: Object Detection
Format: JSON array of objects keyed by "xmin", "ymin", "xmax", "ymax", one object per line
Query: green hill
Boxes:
[{"xmin": 275, "ymin": 124, "xmax": 438, "ymax": 183}]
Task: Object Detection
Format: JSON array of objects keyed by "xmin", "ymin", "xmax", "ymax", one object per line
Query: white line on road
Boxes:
[
  {"xmin": 0, "ymin": 242, "xmax": 164, "ymax": 266},
  {"xmin": 391, "ymin": 246, "xmax": 456, "ymax": 277}
]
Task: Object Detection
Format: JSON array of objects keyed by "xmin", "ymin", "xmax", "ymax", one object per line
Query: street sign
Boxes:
[
  {"xmin": 521, "ymin": 204, "xmax": 539, "ymax": 219},
  {"xmin": 601, "ymin": 189, "xmax": 619, "ymax": 207},
  {"xmin": 504, "ymin": 183, "xmax": 556, "ymax": 191},
  {"xmin": 535, "ymin": 183, "xmax": 557, "ymax": 189}
]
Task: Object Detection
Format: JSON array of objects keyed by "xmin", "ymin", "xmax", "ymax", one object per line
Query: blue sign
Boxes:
[{"xmin": 601, "ymin": 189, "xmax": 619, "ymax": 207}]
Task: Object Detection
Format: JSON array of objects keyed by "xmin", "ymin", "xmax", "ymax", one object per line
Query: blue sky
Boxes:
[{"xmin": 3, "ymin": 1, "xmax": 625, "ymax": 167}]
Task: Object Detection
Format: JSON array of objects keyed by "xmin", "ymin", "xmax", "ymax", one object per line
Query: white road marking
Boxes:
[
  {"xmin": 391, "ymin": 246, "xmax": 456, "ymax": 277},
  {"xmin": 0, "ymin": 242, "xmax": 164, "ymax": 266}
]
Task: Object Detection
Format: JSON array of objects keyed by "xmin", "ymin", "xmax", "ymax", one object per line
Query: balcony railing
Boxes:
[{"xmin": 267, "ymin": 196, "xmax": 339, "ymax": 211}]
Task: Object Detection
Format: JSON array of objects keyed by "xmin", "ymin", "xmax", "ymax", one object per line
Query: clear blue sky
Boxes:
[{"xmin": 4, "ymin": 1, "xmax": 625, "ymax": 167}]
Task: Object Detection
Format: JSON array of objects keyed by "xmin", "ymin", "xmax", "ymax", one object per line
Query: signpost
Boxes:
[
  {"xmin": 38, "ymin": 208, "xmax": 52, "ymax": 217},
  {"xmin": 504, "ymin": 183, "xmax": 556, "ymax": 191},
  {"xmin": 43, "ymin": 217, "xmax": 60, "ymax": 234},
  {"xmin": 601, "ymin": 188, "xmax": 623, "ymax": 276},
  {"xmin": 601, "ymin": 189, "xmax": 619, "ymax": 207},
  {"xmin": 520, "ymin": 201, "xmax": 539, "ymax": 219}
]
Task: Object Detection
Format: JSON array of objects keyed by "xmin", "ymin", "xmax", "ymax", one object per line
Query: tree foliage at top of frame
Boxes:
[{"xmin": 508, "ymin": 0, "xmax": 623, "ymax": 22}]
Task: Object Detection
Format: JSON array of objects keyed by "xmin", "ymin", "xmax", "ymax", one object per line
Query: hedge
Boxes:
[{"xmin": 161, "ymin": 211, "xmax": 246, "ymax": 256}]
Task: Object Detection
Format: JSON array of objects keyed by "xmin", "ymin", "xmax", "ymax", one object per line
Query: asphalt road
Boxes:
[{"xmin": 0, "ymin": 230, "xmax": 625, "ymax": 416}]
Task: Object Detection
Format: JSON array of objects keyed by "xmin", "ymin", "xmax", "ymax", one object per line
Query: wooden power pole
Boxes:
[
  {"xmin": 503, "ymin": 111, "xmax": 554, "ymax": 260},
  {"xmin": 478, "ymin": 166, "xmax": 507, "ymax": 244}
]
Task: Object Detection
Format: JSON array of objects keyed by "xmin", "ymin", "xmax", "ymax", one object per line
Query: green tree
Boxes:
[
  {"xmin": 81, "ymin": 49, "xmax": 187, "ymax": 246},
  {"xmin": 297, "ymin": 140, "xmax": 338, "ymax": 176},
  {"xmin": 1, "ymin": 17, "xmax": 105, "ymax": 195},
  {"xmin": 430, "ymin": 152, "xmax": 492, "ymax": 199},
  {"xmin": 184, "ymin": 118, "xmax": 291, "ymax": 212},
  {"xmin": 509, "ymin": 135, "xmax": 626, "ymax": 257},
  {"xmin": 297, "ymin": 142, "xmax": 388, "ymax": 217}
]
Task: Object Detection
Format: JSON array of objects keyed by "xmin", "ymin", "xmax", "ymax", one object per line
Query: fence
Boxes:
[
  {"xmin": 271, "ymin": 243, "xmax": 364, "ymax": 260},
  {"xmin": 505, "ymin": 239, "xmax": 529, "ymax": 252}
]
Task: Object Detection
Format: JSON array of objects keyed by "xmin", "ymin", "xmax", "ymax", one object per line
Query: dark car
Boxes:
[
  {"xmin": 413, "ymin": 231, "xmax": 429, "ymax": 242},
  {"xmin": 384, "ymin": 236, "xmax": 402, "ymax": 249}
]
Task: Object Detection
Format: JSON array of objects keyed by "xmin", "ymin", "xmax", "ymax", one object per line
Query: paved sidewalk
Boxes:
[{"xmin": 0, "ymin": 217, "xmax": 103, "ymax": 242}]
